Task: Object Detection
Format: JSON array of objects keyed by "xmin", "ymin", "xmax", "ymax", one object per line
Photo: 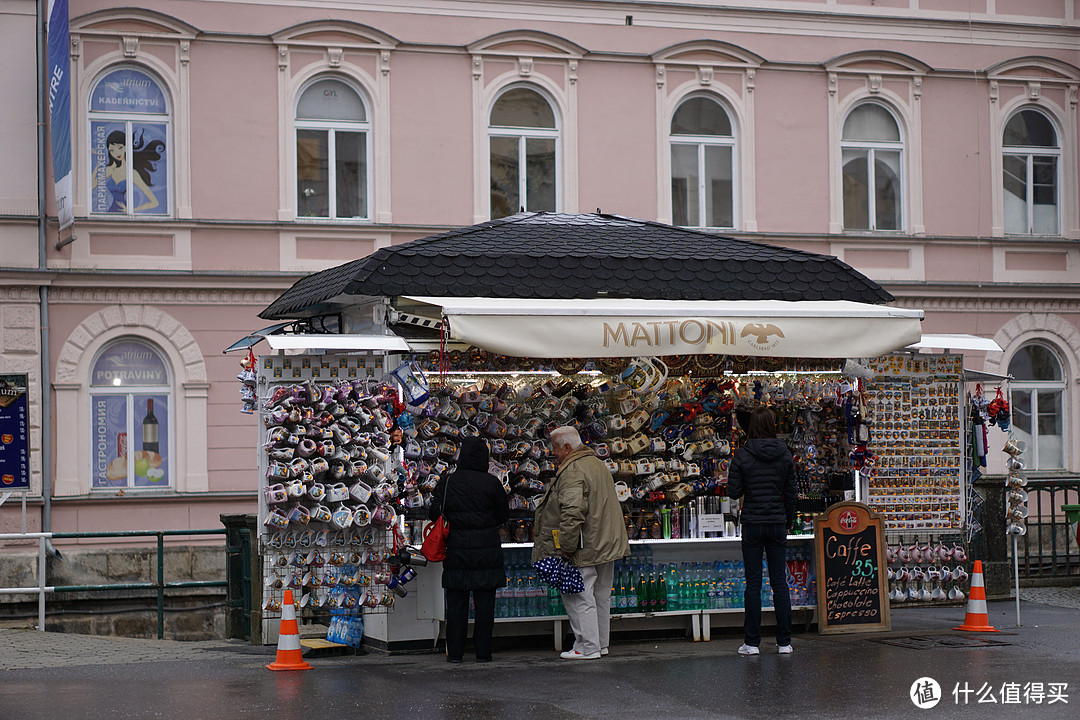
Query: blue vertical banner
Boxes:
[
  {"xmin": 47, "ymin": 0, "xmax": 74, "ymax": 230},
  {"xmin": 0, "ymin": 375, "xmax": 31, "ymax": 491}
]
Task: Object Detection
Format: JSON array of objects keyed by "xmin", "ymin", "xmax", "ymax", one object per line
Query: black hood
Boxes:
[
  {"xmin": 742, "ymin": 438, "xmax": 790, "ymax": 461},
  {"xmin": 458, "ymin": 437, "xmax": 490, "ymax": 472}
]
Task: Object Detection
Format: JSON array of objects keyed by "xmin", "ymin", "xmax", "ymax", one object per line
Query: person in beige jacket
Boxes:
[{"xmin": 533, "ymin": 426, "xmax": 630, "ymax": 659}]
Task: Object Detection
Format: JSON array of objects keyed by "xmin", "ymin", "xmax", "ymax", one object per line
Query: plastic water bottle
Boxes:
[
  {"xmin": 513, "ymin": 573, "xmax": 527, "ymax": 617},
  {"xmin": 528, "ymin": 574, "xmax": 543, "ymax": 617},
  {"xmin": 666, "ymin": 565, "xmax": 679, "ymax": 611}
]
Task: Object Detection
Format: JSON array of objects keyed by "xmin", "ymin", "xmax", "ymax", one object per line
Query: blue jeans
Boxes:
[{"xmin": 741, "ymin": 523, "xmax": 792, "ymax": 647}]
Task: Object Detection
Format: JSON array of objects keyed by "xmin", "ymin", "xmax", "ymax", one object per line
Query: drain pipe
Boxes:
[{"xmin": 37, "ymin": 0, "xmax": 60, "ymax": 560}]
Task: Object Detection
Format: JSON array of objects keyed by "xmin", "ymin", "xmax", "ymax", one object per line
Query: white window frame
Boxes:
[
  {"xmin": 1002, "ymin": 107, "xmax": 1062, "ymax": 237},
  {"xmin": 87, "ymin": 343, "xmax": 174, "ymax": 492},
  {"xmin": 1009, "ymin": 342, "xmax": 1068, "ymax": 471},
  {"xmin": 85, "ymin": 65, "xmax": 173, "ymax": 220},
  {"xmin": 293, "ymin": 77, "xmax": 373, "ymax": 222},
  {"xmin": 840, "ymin": 102, "xmax": 905, "ymax": 233},
  {"xmin": 485, "ymin": 84, "xmax": 562, "ymax": 218},
  {"xmin": 669, "ymin": 95, "xmax": 738, "ymax": 230}
]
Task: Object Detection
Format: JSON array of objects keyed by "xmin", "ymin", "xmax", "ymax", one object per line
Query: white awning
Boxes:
[
  {"xmin": 404, "ymin": 297, "xmax": 924, "ymax": 359},
  {"xmin": 265, "ymin": 334, "xmax": 411, "ymax": 352},
  {"xmin": 906, "ymin": 334, "xmax": 1002, "ymax": 353}
]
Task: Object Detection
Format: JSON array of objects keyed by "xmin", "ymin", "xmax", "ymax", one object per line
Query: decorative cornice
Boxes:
[
  {"xmin": 47, "ymin": 287, "xmax": 283, "ymax": 305},
  {"xmin": 0, "ymin": 287, "xmax": 39, "ymax": 302},
  {"xmin": 890, "ymin": 296, "xmax": 1080, "ymax": 313}
]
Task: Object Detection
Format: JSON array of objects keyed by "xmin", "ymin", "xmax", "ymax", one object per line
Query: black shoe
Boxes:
[
  {"xmin": 447, "ymin": 656, "xmax": 463, "ymax": 664},
  {"xmin": 475, "ymin": 657, "xmax": 492, "ymax": 663}
]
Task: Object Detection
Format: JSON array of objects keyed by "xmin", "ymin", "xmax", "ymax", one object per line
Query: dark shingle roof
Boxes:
[{"xmin": 260, "ymin": 212, "xmax": 892, "ymax": 319}]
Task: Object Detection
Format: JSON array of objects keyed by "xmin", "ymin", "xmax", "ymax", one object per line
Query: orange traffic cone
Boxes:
[
  {"xmin": 954, "ymin": 560, "xmax": 999, "ymax": 632},
  {"xmin": 266, "ymin": 590, "xmax": 313, "ymax": 671}
]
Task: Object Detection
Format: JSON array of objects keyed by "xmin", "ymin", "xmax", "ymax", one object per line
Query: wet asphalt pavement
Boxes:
[{"xmin": 2, "ymin": 596, "xmax": 1078, "ymax": 720}]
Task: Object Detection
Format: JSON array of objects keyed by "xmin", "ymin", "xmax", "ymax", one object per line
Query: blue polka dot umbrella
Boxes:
[{"xmin": 532, "ymin": 555, "xmax": 585, "ymax": 595}]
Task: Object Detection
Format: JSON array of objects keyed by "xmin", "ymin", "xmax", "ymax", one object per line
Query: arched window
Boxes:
[
  {"xmin": 89, "ymin": 338, "xmax": 172, "ymax": 489},
  {"xmin": 488, "ymin": 87, "xmax": 558, "ymax": 219},
  {"xmin": 670, "ymin": 96, "xmax": 735, "ymax": 229},
  {"xmin": 88, "ymin": 67, "xmax": 170, "ymax": 216},
  {"xmin": 841, "ymin": 103, "xmax": 902, "ymax": 231},
  {"xmin": 1003, "ymin": 108, "xmax": 1060, "ymax": 235},
  {"xmin": 1008, "ymin": 342, "xmax": 1066, "ymax": 470},
  {"xmin": 295, "ymin": 78, "xmax": 370, "ymax": 220}
]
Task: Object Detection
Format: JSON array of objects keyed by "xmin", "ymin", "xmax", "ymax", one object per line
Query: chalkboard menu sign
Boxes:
[{"xmin": 814, "ymin": 501, "xmax": 891, "ymax": 635}]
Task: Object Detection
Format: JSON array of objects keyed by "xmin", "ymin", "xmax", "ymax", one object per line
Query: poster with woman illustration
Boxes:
[
  {"xmin": 89, "ymin": 67, "xmax": 169, "ymax": 215},
  {"xmin": 90, "ymin": 123, "xmax": 168, "ymax": 215}
]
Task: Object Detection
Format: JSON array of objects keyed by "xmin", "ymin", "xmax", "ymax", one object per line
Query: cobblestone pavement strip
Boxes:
[
  {"xmin": 1021, "ymin": 586, "xmax": 1080, "ymax": 610},
  {"xmin": 0, "ymin": 628, "xmax": 251, "ymax": 670}
]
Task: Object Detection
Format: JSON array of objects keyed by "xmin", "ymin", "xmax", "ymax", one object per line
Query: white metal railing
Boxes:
[{"xmin": 0, "ymin": 532, "xmax": 55, "ymax": 631}]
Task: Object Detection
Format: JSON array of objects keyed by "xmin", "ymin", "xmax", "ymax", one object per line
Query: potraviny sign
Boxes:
[{"xmin": 405, "ymin": 297, "xmax": 924, "ymax": 359}]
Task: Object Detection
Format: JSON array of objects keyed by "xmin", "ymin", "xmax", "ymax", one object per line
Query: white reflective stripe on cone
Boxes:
[
  {"xmin": 970, "ymin": 574, "xmax": 985, "ymax": 588},
  {"xmin": 967, "ymin": 598, "xmax": 987, "ymax": 615},
  {"xmin": 278, "ymin": 632, "xmax": 302, "ymax": 652}
]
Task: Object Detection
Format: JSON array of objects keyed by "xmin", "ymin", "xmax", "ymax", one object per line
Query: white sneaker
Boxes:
[
  {"xmin": 600, "ymin": 647, "xmax": 609, "ymax": 656},
  {"xmin": 738, "ymin": 644, "xmax": 760, "ymax": 655},
  {"xmin": 561, "ymin": 649, "xmax": 601, "ymax": 660},
  {"xmin": 778, "ymin": 645, "xmax": 793, "ymax": 654}
]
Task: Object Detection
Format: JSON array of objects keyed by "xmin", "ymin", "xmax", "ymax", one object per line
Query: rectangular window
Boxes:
[
  {"xmin": 671, "ymin": 144, "xmax": 699, "ymax": 227},
  {"xmin": 842, "ymin": 149, "xmax": 869, "ymax": 230},
  {"xmin": 490, "ymin": 137, "xmax": 519, "ymax": 218},
  {"xmin": 704, "ymin": 145, "xmax": 733, "ymax": 228},
  {"xmin": 90, "ymin": 122, "xmax": 169, "ymax": 216},
  {"xmin": 297, "ymin": 129, "xmax": 329, "ymax": 217},
  {"xmin": 1032, "ymin": 155, "xmax": 1058, "ymax": 235},
  {"xmin": 335, "ymin": 131, "xmax": 366, "ymax": 219},
  {"xmin": 90, "ymin": 394, "xmax": 128, "ymax": 488},
  {"xmin": 1036, "ymin": 390, "xmax": 1063, "ymax": 469},
  {"xmin": 91, "ymin": 393, "xmax": 169, "ymax": 489},
  {"xmin": 1003, "ymin": 154, "xmax": 1027, "ymax": 234},
  {"xmin": 525, "ymin": 138, "xmax": 556, "ymax": 212},
  {"xmin": 874, "ymin": 150, "xmax": 901, "ymax": 231}
]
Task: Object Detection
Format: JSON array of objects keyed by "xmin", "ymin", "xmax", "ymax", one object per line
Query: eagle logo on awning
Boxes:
[{"xmin": 741, "ymin": 323, "xmax": 784, "ymax": 350}]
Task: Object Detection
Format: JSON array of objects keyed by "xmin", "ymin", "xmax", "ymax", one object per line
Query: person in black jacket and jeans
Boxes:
[
  {"xmin": 429, "ymin": 437, "xmax": 510, "ymax": 663},
  {"xmin": 727, "ymin": 407, "xmax": 797, "ymax": 656}
]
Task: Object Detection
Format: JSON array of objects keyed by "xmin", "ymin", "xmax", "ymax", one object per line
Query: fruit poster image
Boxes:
[{"xmin": 91, "ymin": 393, "xmax": 168, "ymax": 488}]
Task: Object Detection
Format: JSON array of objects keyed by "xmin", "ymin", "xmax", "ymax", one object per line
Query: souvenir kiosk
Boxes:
[{"xmin": 250, "ymin": 212, "xmax": 978, "ymax": 652}]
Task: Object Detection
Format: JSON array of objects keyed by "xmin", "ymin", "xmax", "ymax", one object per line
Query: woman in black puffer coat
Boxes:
[
  {"xmin": 727, "ymin": 407, "xmax": 797, "ymax": 656},
  {"xmin": 429, "ymin": 436, "xmax": 509, "ymax": 663}
]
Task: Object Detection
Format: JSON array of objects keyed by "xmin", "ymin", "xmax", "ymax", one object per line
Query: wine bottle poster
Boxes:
[
  {"xmin": 133, "ymin": 394, "xmax": 168, "ymax": 486},
  {"xmin": 0, "ymin": 374, "xmax": 31, "ymax": 491},
  {"xmin": 90, "ymin": 393, "xmax": 168, "ymax": 488}
]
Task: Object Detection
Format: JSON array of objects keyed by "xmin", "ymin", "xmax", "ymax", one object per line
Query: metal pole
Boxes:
[
  {"xmin": 157, "ymin": 532, "xmax": 165, "ymax": 639},
  {"xmin": 1012, "ymin": 534, "xmax": 1021, "ymax": 627},
  {"xmin": 22, "ymin": 493, "xmax": 27, "ymax": 534},
  {"xmin": 38, "ymin": 536, "xmax": 46, "ymax": 631}
]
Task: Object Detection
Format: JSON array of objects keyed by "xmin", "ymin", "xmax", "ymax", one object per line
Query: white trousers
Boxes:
[{"xmin": 561, "ymin": 561, "xmax": 614, "ymax": 655}]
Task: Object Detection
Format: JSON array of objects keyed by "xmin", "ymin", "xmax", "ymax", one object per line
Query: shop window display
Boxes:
[
  {"xmin": 88, "ymin": 67, "xmax": 170, "ymax": 217},
  {"xmin": 89, "ymin": 338, "xmax": 171, "ymax": 489}
]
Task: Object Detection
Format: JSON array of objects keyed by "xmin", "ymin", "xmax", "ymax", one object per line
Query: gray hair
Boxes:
[{"xmin": 549, "ymin": 426, "xmax": 583, "ymax": 449}]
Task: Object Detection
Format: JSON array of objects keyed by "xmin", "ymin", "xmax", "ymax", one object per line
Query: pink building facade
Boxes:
[{"xmin": 1, "ymin": 0, "xmax": 1078, "ymax": 539}]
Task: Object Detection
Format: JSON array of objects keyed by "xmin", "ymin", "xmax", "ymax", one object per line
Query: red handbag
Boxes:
[
  {"xmin": 420, "ymin": 476, "xmax": 451, "ymax": 562},
  {"xmin": 420, "ymin": 516, "xmax": 448, "ymax": 562}
]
